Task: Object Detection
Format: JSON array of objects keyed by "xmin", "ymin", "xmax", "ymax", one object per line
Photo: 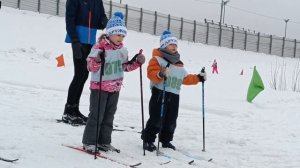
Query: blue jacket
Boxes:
[{"xmin": 65, "ymin": 0, "xmax": 107, "ymax": 45}]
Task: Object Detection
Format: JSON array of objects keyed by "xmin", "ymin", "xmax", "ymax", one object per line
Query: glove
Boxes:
[
  {"xmin": 136, "ymin": 54, "xmax": 145, "ymax": 64},
  {"xmin": 71, "ymin": 40, "xmax": 82, "ymax": 59},
  {"xmin": 158, "ymin": 66, "xmax": 170, "ymax": 79},
  {"xmin": 95, "ymin": 50, "xmax": 105, "ymax": 63},
  {"xmin": 197, "ymin": 71, "xmax": 207, "ymax": 82}
]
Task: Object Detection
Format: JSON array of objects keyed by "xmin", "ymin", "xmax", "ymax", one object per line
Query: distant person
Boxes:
[
  {"xmin": 82, "ymin": 12, "xmax": 145, "ymax": 153},
  {"xmin": 212, "ymin": 59, "xmax": 218, "ymax": 74},
  {"xmin": 141, "ymin": 30, "xmax": 207, "ymax": 151},
  {"xmin": 62, "ymin": 0, "xmax": 108, "ymax": 125}
]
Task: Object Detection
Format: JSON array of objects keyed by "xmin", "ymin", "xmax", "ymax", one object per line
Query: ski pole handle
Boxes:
[
  {"xmin": 201, "ymin": 67, "xmax": 205, "ymax": 73},
  {"xmin": 138, "ymin": 49, "xmax": 143, "ymax": 55}
]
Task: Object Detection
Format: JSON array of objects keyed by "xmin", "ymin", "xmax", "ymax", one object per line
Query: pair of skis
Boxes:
[{"xmin": 63, "ymin": 144, "xmax": 141, "ymax": 167}]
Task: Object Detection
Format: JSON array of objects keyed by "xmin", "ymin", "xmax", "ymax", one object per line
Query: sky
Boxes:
[
  {"xmin": 111, "ymin": 0, "xmax": 300, "ymax": 40},
  {"xmin": 1, "ymin": 6, "xmax": 300, "ymax": 168}
]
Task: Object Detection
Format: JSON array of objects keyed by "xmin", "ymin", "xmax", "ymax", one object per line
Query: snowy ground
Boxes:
[{"xmin": 0, "ymin": 7, "xmax": 300, "ymax": 168}]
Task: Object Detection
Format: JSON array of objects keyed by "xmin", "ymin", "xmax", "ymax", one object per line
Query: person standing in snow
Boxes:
[
  {"xmin": 212, "ymin": 59, "xmax": 218, "ymax": 74},
  {"xmin": 141, "ymin": 30, "xmax": 207, "ymax": 151},
  {"xmin": 82, "ymin": 12, "xmax": 145, "ymax": 153},
  {"xmin": 62, "ymin": 0, "xmax": 108, "ymax": 125}
]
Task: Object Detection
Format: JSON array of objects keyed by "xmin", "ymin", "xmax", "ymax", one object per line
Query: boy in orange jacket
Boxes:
[{"xmin": 141, "ymin": 30, "xmax": 207, "ymax": 151}]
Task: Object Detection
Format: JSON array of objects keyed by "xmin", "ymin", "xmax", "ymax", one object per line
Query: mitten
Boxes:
[
  {"xmin": 136, "ymin": 54, "xmax": 145, "ymax": 64},
  {"xmin": 158, "ymin": 66, "xmax": 170, "ymax": 79},
  {"xmin": 71, "ymin": 39, "xmax": 82, "ymax": 59},
  {"xmin": 95, "ymin": 50, "xmax": 105, "ymax": 63},
  {"xmin": 197, "ymin": 69, "xmax": 207, "ymax": 82}
]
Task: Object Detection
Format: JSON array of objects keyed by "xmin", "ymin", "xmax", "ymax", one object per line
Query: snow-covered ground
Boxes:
[{"xmin": 0, "ymin": 7, "xmax": 300, "ymax": 168}]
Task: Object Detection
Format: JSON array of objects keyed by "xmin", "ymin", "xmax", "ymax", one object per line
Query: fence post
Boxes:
[
  {"xmin": 218, "ymin": 23, "xmax": 222, "ymax": 46},
  {"xmin": 109, "ymin": 0, "xmax": 112, "ymax": 19},
  {"xmin": 180, "ymin": 17, "xmax": 183, "ymax": 40},
  {"xmin": 282, "ymin": 37, "xmax": 285, "ymax": 57},
  {"xmin": 17, "ymin": 0, "xmax": 21, "ymax": 9},
  {"xmin": 257, "ymin": 32, "xmax": 260, "ymax": 52},
  {"xmin": 269, "ymin": 35, "xmax": 273, "ymax": 55},
  {"xmin": 193, "ymin": 20, "xmax": 196, "ymax": 42},
  {"xmin": 231, "ymin": 26, "xmax": 234, "ymax": 48},
  {"xmin": 38, "ymin": 0, "xmax": 41, "ymax": 13},
  {"xmin": 167, "ymin": 14, "xmax": 170, "ymax": 30},
  {"xmin": 139, "ymin": 8, "xmax": 143, "ymax": 32},
  {"xmin": 244, "ymin": 31, "xmax": 247, "ymax": 50},
  {"xmin": 206, "ymin": 22, "xmax": 209, "ymax": 44},
  {"xmin": 154, "ymin": 11, "xmax": 157, "ymax": 35},
  {"xmin": 125, "ymin": 4, "xmax": 128, "ymax": 26},
  {"xmin": 56, "ymin": 0, "xmax": 60, "ymax": 16},
  {"xmin": 294, "ymin": 39, "xmax": 297, "ymax": 58}
]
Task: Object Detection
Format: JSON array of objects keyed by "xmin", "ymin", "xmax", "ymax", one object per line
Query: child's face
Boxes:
[
  {"xmin": 109, "ymin": 34, "xmax": 125, "ymax": 45},
  {"xmin": 165, "ymin": 44, "xmax": 178, "ymax": 54}
]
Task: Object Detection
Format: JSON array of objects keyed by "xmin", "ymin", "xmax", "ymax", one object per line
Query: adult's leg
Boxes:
[{"xmin": 65, "ymin": 44, "xmax": 91, "ymax": 107}]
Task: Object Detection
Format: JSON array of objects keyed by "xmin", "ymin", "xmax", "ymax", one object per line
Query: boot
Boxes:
[
  {"xmin": 73, "ymin": 104, "xmax": 88, "ymax": 123},
  {"xmin": 162, "ymin": 142, "xmax": 176, "ymax": 150},
  {"xmin": 62, "ymin": 104, "xmax": 84, "ymax": 125},
  {"xmin": 143, "ymin": 142, "xmax": 156, "ymax": 152}
]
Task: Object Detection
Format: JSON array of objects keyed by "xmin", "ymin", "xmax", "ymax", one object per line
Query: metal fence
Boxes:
[{"xmin": 2, "ymin": 0, "xmax": 300, "ymax": 58}]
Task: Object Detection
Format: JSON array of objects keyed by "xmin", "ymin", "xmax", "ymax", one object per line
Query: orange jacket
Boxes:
[{"xmin": 147, "ymin": 48, "xmax": 201, "ymax": 85}]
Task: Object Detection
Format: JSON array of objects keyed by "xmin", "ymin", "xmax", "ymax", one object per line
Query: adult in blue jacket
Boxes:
[{"xmin": 62, "ymin": 0, "xmax": 108, "ymax": 125}]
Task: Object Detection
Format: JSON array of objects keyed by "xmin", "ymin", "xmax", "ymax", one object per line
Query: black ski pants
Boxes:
[
  {"xmin": 142, "ymin": 87, "xmax": 179, "ymax": 143},
  {"xmin": 66, "ymin": 44, "xmax": 92, "ymax": 105}
]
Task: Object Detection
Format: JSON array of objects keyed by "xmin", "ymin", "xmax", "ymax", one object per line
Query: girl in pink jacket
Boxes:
[{"xmin": 82, "ymin": 12, "xmax": 145, "ymax": 153}]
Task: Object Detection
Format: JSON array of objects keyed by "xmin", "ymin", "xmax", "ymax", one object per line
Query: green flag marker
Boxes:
[{"xmin": 247, "ymin": 66, "xmax": 264, "ymax": 102}]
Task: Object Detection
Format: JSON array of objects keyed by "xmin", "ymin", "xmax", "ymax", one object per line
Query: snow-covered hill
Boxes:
[{"xmin": 0, "ymin": 7, "xmax": 299, "ymax": 168}]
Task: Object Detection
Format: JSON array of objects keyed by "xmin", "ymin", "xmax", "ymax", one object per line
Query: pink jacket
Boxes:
[{"xmin": 87, "ymin": 38, "xmax": 141, "ymax": 92}]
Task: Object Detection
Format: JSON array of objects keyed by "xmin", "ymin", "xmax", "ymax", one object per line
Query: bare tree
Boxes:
[{"xmin": 292, "ymin": 59, "xmax": 300, "ymax": 92}]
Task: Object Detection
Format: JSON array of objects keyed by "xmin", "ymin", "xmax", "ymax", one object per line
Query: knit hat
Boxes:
[
  {"xmin": 160, "ymin": 30, "xmax": 178, "ymax": 48},
  {"xmin": 105, "ymin": 12, "xmax": 127, "ymax": 37}
]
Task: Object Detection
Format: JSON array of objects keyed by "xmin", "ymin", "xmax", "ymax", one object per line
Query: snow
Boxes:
[{"xmin": 1, "ymin": 7, "xmax": 300, "ymax": 168}]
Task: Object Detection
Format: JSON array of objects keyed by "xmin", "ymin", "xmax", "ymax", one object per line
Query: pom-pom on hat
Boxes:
[
  {"xmin": 105, "ymin": 12, "xmax": 127, "ymax": 37},
  {"xmin": 160, "ymin": 30, "xmax": 178, "ymax": 48}
]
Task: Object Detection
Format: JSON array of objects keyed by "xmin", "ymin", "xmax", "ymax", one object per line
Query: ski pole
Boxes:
[
  {"xmin": 201, "ymin": 67, "xmax": 206, "ymax": 152},
  {"xmin": 95, "ymin": 49, "xmax": 106, "ymax": 159},
  {"xmin": 157, "ymin": 63, "xmax": 170, "ymax": 156},
  {"xmin": 136, "ymin": 49, "xmax": 146, "ymax": 156}
]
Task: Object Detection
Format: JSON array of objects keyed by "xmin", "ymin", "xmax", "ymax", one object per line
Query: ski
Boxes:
[
  {"xmin": 62, "ymin": 144, "xmax": 141, "ymax": 167},
  {"xmin": 176, "ymin": 149, "xmax": 213, "ymax": 162},
  {"xmin": 0, "ymin": 156, "xmax": 19, "ymax": 163},
  {"xmin": 157, "ymin": 151, "xmax": 194, "ymax": 165},
  {"xmin": 56, "ymin": 119, "xmax": 85, "ymax": 126},
  {"xmin": 159, "ymin": 160, "xmax": 171, "ymax": 165}
]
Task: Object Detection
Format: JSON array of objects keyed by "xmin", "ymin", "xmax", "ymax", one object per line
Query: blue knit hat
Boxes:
[
  {"xmin": 160, "ymin": 30, "xmax": 178, "ymax": 48},
  {"xmin": 105, "ymin": 12, "xmax": 127, "ymax": 37}
]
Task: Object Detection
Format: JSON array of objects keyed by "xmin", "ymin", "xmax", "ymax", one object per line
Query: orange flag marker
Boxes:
[{"xmin": 56, "ymin": 54, "xmax": 65, "ymax": 67}]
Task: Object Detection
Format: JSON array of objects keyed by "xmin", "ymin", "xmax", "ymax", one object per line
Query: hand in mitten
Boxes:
[
  {"xmin": 71, "ymin": 40, "xmax": 82, "ymax": 59},
  {"xmin": 136, "ymin": 54, "xmax": 145, "ymax": 64},
  {"xmin": 158, "ymin": 66, "xmax": 170, "ymax": 79},
  {"xmin": 95, "ymin": 50, "xmax": 105, "ymax": 63},
  {"xmin": 197, "ymin": 68, "xmax": 207, "ymax": 82}
]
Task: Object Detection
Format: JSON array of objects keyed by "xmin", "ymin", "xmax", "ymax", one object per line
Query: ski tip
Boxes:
[
  {"xmin": 188, "ymin": 160, "xmax": 194, "ymax": 164},
  {"xmin": 130, "ymin": 162, "xmax": 142, "ymax": 167}
]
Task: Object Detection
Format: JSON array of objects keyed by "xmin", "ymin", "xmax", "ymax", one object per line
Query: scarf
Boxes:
[{"xmin": 159, "ymin": 48, "xmax": 181, "ymax": 64}]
